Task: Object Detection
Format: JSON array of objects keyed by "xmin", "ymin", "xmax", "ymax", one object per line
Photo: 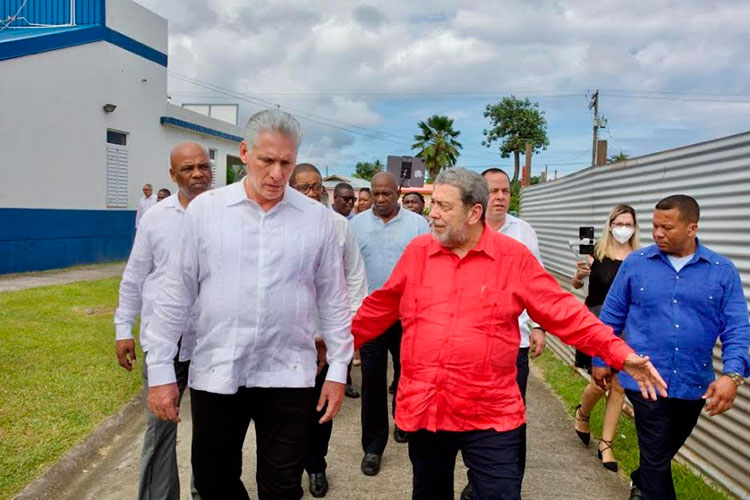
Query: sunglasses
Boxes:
[{"xmin": 293, "ymin": 183, "xmax": 324, "ymax": 194}]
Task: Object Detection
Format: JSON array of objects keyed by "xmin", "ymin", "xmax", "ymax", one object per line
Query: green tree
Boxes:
[
  {"xmin": 353, "ymin": 159, "xmax": 383, "ymax": 180},
  {"xmin": 608, "ymin": 151, "xmax": 629, "ymax": 163},
  {"xmin": 411, "ymin": 115, "xmax": 463, "ymax": 180},
  {"xmin": 482, "ymin": 96, "xmax": 550, "ymax": 183}
]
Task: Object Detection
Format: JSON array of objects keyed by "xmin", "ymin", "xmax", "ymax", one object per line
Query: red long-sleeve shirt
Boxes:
[{"xmin": 352, "ymin": 226, "xmax": 634, "ymax": 433}]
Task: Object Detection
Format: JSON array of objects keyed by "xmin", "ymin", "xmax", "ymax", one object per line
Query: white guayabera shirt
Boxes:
[
  {"xmin": 135, "ymin": 194, "xmax": 157, "ymax": 228},
  {"xmin": 330, "ymin": 210, "xmax": 368, "ymax": 315},
  {"xmin": 114, "ymin": 193, "xmax": 196, "ymax": 361},
  {"xmin": 146, "ymin": 182, "xmax": 353, "ymax": 394},
  {"xmin": 499, "ymin": 213, "xmax": 544, "ymax": 348}
]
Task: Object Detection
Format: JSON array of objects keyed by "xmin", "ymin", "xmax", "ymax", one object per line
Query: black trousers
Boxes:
[
  {"xmin": 515, "ymin": 347, "xmax": 529, "ymax": 480},
  {"xmin": 464, "ymin": 348, "xmax": 530, "ymax": 493},
  {"xmin": 627, "ymin": 390, "xmax": 705, "ymax": 500},
  {"xmin": 360, "ymin": 321, "xmax": 402, "ymax": 454},
  {"xmin": 190, "ymin": 386, "xmax": 315, "ymax": 500},
  {"xmin": 410, "ymin": 426, "xmax": 526, "ymax": 500},
  {"xmin": 515, "ymin": 347, "xmax": 530, "ymax": 402},
  {"xmin": 305, "ymin": 365, "xmax": 332, "ymax": 474}
]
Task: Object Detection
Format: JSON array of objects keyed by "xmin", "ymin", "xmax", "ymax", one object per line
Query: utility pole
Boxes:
[
  {"xmin": 588, "ymin": 91, "xmax": 607, "ymax": 166},
  {"xmin": 523, "ymin": 143, "xmax": 532, "ymax": 186}
]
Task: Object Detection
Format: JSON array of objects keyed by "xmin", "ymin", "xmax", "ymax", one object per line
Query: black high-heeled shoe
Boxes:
[
  {"xmin": 574, "ymin": 404, "xmax": 590, "ymax": 446},
  {"xmin": 597, "ymin": 439, "xmax": 618, "ymax": 472}
]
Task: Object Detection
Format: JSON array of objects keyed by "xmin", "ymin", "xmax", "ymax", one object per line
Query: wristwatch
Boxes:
[{"xmin": 723, "ymin": 372, "xmax": 746, "ymax": 387}]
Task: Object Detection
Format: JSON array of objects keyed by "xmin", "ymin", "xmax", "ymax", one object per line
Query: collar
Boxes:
[
  {"xmin": 643, "ymin": 237, "xmax": 713, "ymax": 264},
  {"xmin": 162, "ymin": 193, "xmax": 185, "ymax": 212},
  {"xmin": 369, "ymin": 205, "xmax": 404, "ymax": 225},
  {"xmin": 225, "ymin": 179, "xmax": 306, "ymax": 211},
  {"xmin": 498, "ymin": 213, "xmax": 518, "ymax": 232},
  {"xmin": 427, "ymin": 224, "xmax": 496, "ymax": 259}
]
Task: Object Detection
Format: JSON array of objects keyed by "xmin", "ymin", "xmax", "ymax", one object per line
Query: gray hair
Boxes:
[
  {"xmin": 435, "ymin": 167, "xmax": 489, "ymax": 220},
  {"xmin": 245, "ymin": 108, "xmax": 301, "ymax": 151}
]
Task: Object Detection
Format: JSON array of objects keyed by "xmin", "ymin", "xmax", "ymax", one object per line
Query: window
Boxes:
[
  {"xmin": 107, "ymin": 130, "xmax": 127, "ymax": 146},
  {"xmin": 106, "ymin": 130, "xmax": 128, "ymax": 208},
  {"xmin": 209, "ymin": 148, "xmax": 217, "ymax": 187}
]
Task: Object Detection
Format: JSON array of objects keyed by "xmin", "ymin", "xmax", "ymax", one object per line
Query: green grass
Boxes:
[
  {"xmin": 532, "ymin": 353, "xmax": 734, "ymax": 500},
  {"xmin": 0, "ymin": 277, "xmax": 143, "ymax": 500}
]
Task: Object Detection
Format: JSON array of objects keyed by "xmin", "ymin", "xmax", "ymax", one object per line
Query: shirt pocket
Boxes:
[{"xmin": 693, "ymin": 281, "xmax": 722, "ymax": 324}]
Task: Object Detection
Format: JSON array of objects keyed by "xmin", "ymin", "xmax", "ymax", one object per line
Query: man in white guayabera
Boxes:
[{"xmin": 146, "ymin": 109, "xmax": 353, "ymax": 500}]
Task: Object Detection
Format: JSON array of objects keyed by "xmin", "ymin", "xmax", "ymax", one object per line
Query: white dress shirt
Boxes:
[
  {"xmin": 135, "ymin": 194, "xmax": 157, "ymax": 228},
  {"xmin": 114, "ymin": 193, "xmax": 195, "ymax": 361},
  {"xmin": 498, "ymin": 214, "xmax": 543, "ymax": 348},
  {"xmin": 331, "ymin": 211, "xmax": 368, "ymax": 314},
  {"xmin": 146, "ymin": 181, "xmax": 353, "ymax": 394}
]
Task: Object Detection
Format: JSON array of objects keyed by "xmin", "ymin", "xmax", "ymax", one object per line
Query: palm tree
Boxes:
[
  {"xmin": 411, "ymin": 115, "xmax": 463, "ymax": 180},
  {"xmin": 608, "ymin": 151, "xmax": 629, "ymax": 164}
]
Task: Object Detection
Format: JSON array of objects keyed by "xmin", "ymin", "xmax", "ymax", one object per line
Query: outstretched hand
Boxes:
[{"xmin": 622, "ymin": 354, "xmax": 668, "ymax": 401}]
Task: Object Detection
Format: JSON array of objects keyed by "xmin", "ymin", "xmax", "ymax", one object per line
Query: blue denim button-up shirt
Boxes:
[{"xmin": 595, "ymin": 240, "xmax": 750, "ymax": 399}]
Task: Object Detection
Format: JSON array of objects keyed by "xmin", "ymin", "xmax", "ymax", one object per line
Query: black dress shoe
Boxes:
[
  {"xmin": 460, "ymin": 482, "xmax": 474, "ymax": 500},
  {"xmin": 309, "ymin": 472, "xmax": 328, "ymax": 498},
  {"xmin": 361, "ymin": 453, "xmax": 382, "ymax": 476},
  {"xmin": 393, "ymin": 426, "xmax": 408, "ymax": 443},
  {"xmin": 345, "ymin": 385, "xmax": 360, "ymax": 398},
  {"xmin": 629, "ymin": 481, "xmax": 644, "ymax": 500}
]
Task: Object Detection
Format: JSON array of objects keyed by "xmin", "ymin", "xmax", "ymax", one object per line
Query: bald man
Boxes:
[
  {"xmin": 115, "ymin": 142, "xmax": 212, "ymax": 500},
  {"xmin": 350, "ymin": 172, "xmax": 430, "ymax": 475}
]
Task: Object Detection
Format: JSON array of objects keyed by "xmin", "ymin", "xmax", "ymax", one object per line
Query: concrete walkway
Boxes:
[
  {"xmin": 53, "ymin": 365, "xmax": 630, "ymax": 499},
  {"xmin": 0, "ymin": 262, "xmax": 125, "ymax": 293}
]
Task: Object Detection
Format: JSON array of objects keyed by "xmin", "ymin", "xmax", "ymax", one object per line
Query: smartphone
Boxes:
[{"xmin": 579, "ymin": 226, "xmax": 595, "ymax": 255}]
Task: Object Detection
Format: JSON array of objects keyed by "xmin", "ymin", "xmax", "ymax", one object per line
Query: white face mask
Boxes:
[{"xmin": 611, "ymin": 226, "xmax": 634, "ymax": 244}]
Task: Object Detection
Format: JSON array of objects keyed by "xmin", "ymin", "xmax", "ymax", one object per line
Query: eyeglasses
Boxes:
[
  {"xmin": 293, "ymin": 183, "xmax": 324, "ymax": 194},
  {"xmin": 336, "ymin": 196, "xmax": 356, "ymax": 203}
]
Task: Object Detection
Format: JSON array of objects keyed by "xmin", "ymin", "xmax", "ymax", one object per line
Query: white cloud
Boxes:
[{"xmin": 137, "ymin": 0, "xmax": 750, "ymax": 171}]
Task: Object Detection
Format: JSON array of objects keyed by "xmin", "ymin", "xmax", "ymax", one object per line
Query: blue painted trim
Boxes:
[
  {"xmin": 104, "ymin": 28, "xmax": 167, "ymax": 67},
  {"xmin": 0, "ymin": 25, "xmax": 167, "ymax": 67},
  {"xmin": 0, "ymin": 25, "xmax": 104, "ymax": 61},
  {"xmin": 160, "ymin": 116, "xmax": 244, "ymax": 143},
  {"xmin": 0, "ymin": 208, "xmax": 135, "ymax": 274}
]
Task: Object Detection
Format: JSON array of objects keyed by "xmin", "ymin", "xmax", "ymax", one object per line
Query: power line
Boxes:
[{"xmin": 168, "ymin": 72, "xmax": 506, "ymax": 162}]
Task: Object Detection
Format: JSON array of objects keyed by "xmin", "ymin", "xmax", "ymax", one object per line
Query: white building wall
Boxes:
[
  {"xmin": 0, "ymin": 40, "xmax": 242, "ymax": 210},
  {"xmin": 0, "ymin": 39, "xmax": 166, "ymax": 210},
  {"xmin": 105, "ymin": 0, "xmax": 168, "ymax": 54}
]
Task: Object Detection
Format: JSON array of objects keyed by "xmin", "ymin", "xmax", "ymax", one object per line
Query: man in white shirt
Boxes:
[
  {"xmin": 290, "ymin": 162, "xmax": 368, "ymax": 498},
  {"xmin": 460, "ymin": 167, "xmax": 547, "ymax": 500},
  {"xmin": 147, "ymin": 109, "xmax": 353, "ymax": 500},
  {"xmin": 114, "ymin": 142, "xmax": 212, "ymax": 500},
  {"xmin": 135, "ymin": 184, "xmax": 157, "ymax": 229}
]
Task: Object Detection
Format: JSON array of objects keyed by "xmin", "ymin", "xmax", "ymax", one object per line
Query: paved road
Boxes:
[
  {"xmin": 0, "ymin": 262, "xmax": 125, "ymax": 293},
  {"xmin": 54, "ymin": 364, "xmax": 630, "ymax": 499}
]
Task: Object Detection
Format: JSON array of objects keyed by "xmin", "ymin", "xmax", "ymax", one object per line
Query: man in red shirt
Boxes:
[{"xmin": 352, "ymin": 168, "xmax": 668, "ymax": 500}]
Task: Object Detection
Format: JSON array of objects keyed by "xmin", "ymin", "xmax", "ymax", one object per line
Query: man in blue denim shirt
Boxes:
[{"xmin": 594, "ymin": 195, "xmax": 750, "ymax": 500}]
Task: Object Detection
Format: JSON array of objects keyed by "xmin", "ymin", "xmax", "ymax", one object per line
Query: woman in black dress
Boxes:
[{"xmin": 572, "ymin": 204, "xmax": 640, "ymax": 472}]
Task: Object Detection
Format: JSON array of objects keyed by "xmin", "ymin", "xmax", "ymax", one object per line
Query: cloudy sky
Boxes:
[{"xmin": 136, "ymin": 0, "xmax": 750, "ymax": 179}]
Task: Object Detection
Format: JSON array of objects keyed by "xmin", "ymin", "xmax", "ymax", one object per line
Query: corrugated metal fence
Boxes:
[{"xmin": 520, "ymin": 131, "xmax": 750, "ymax": 499}]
